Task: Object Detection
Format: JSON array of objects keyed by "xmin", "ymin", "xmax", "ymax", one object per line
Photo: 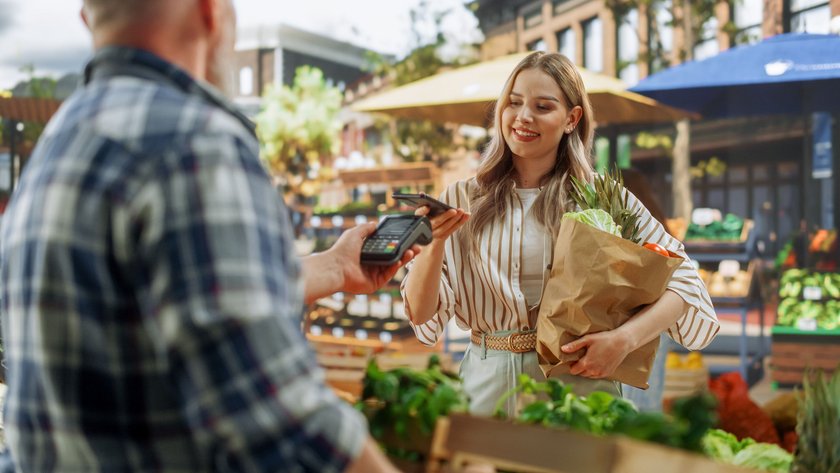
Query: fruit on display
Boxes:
[
  {"xmin": 776, "ymin": 269, "xmax": 840, "ymax": 330},
  {"xmin": 809, "ymin": 229, "xmax": 837, "ymax": 254},
  {"xmin": 666, "ymin": 352, "xmax": 705, "ymax": 369},
  {"xmin": 685, "ymin": 213, "xmax": 745, "ymax": 241},
  {"xmin": 708, "ymin": 270, "xmax": 752, "ymax": 298}
]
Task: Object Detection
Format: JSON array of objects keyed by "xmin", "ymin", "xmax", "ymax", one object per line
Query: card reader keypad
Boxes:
[{"xmin": 363, "ymin": 236, "xmax": 400, "ymax": 254}]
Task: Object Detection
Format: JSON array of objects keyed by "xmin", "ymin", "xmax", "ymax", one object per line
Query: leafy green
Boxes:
[
  {"xmin": 703, "ymin": 428, "xmax": 792, "ymax": 473},
  {"xmin": 569, "ymin": 169, "xmax": 642, "ymax": 243},
  {"xmin": 358, "ymin": 357, "xmax": 468, "ymax": 442},
  {"xmin": 732, "ymin": 443, "xmax": 793, "ymax": 473},
  {"xmin": 563, "ymin": 209, "xmax": 622, "ymax": 237},
  {"xmin": 498, "ymin": 375, "xmax": 717, "ymax": 452}
]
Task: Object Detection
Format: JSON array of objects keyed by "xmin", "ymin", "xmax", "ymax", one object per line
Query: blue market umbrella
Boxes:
[{"xmin": 631, "ymin": 33, "xmax": 840, "ymax": 118}]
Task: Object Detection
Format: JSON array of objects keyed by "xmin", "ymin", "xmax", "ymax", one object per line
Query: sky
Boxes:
[{"xmin": 0, "ymin": 0, "xmax": 482, "ymax": 90}]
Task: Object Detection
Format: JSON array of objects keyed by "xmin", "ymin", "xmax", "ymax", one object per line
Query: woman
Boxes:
[{"xmin": 401, "ymin": 52, "xmax": 719, "ymax": 416}]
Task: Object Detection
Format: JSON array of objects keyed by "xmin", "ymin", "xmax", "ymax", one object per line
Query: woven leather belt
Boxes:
[{"xmin": 470, "ymin": 331, "xmax": 537, "ymax": 353}]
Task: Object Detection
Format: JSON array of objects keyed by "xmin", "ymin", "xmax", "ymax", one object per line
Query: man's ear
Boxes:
[
  {"xmin": 197, "ymin": 0, "xmax": 219, "ymax": 35},
  {"xmin": 81, "ymin": 7, "xmax": 92, "ymax": 31}
]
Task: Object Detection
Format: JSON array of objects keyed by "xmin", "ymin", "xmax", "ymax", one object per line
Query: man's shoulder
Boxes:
[{"xmin": 60, "ymin": 77, "xmax": 254, "ymax": 155}]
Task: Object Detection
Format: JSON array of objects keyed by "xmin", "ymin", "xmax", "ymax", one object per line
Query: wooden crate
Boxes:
[
  {"xmin": 427, "ymin": 414, "xmax": 757, "ymax": 473},
  {"xmin": 771, "ymin": 328, "xmax": 840, "ymax": 387}
]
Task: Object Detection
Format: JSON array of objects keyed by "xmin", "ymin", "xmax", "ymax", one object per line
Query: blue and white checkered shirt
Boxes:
[{"xmin": 0, "ymin": 47, "xmax": 366, "ymax": 472}]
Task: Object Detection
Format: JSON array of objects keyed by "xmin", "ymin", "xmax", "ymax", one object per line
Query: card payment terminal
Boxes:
[{"xmin": 361, "ymin": 215, "xmax": 433, "ymax": 265}]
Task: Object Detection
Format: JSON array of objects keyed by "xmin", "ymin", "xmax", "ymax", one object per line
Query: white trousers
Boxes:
[{"xmin": 459, "ymin": 336, "xmax": 622, "ymax": 418}]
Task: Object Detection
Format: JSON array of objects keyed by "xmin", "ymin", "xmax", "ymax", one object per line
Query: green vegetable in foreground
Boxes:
[{"xmin": 497, "ymin": 374, "xmax": 717, "ymax": 453}]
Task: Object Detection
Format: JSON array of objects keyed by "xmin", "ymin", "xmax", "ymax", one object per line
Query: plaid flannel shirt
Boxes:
[{"xmin": 0, "ymin": 47, "xmax": 366, "ymax": 472}]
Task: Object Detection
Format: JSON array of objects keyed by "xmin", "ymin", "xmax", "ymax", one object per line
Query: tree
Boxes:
[
  {"xmin": 363, "ymin": 0, "xmax": 481, "ymax": 166},
  {"xmin": 255, "ymin": 66, "xmax": 343, "ymax": 197},
  {"xmin": 606, "ymin": 0, "xmax": 724, "ymax": 219}
]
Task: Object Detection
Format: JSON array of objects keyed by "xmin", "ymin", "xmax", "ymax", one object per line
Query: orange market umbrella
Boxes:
[{"xmin": 352, "ymin": 53, "xmax": 697, "ymax": 127}]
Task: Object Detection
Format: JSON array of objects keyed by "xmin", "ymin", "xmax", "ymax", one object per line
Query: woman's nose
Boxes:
[{"xmin": 517, "ymin": 106, "xmax": 533, "ymax": 123}]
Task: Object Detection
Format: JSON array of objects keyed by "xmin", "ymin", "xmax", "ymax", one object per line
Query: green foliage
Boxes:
[
  {"xmin": 570, "ymin": 169, "xmax": 642, "ymax": 243},
  {"xmin": 498, "ymin": 374, "xmax": 718, "ymax": 452},
  {"xmin": 362, "ymin": 0, "xmax": 480, "ymax": 164},
  {"xmin": 358, "ymin": 357, "xmax": 468, "ymax": 443},
  {"xmin": 792, "ymin": 368, "xmax": 840, "ymax": 473},
  {"xmin": 255, "ymin": 66, "xmax": 343, "ymax": 188}
]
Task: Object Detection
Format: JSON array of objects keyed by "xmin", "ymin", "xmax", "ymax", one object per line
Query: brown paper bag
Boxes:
[{"xmin": 536, "ymin": 217, "xmax": 683, "ymax": 389}]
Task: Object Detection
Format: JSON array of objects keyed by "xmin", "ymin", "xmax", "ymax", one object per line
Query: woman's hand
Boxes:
[
  {"xmin": 561, "ymin": 330, "xmax": 636, "ymax": 379},
  {"xmin": 415, "ymin": 205, "xmax": 469, "ymax": 242}
]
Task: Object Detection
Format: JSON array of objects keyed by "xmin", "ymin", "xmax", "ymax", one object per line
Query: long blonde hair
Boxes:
[{"xmin": 465, "ymin": 51, "xmax": 595, "ymax": 253}]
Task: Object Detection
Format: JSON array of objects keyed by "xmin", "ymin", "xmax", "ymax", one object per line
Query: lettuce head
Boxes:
[{"xmin": 563, "ymin": 209, "xmax": 621, "ymax": 237}]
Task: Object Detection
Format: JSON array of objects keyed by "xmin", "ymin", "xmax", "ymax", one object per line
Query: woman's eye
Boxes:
[
  {"xmin": 509, "ymin": 101, "xmax": 522, "ymax": 107},
  {"xmin": 537, "ymin": 104, "xmax": 552, "ymax": 111}
]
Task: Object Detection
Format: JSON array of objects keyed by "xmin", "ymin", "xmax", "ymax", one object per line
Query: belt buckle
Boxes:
[{"xmin": 506, "ymin": 332, "xmax": 529, "ymax": 353}]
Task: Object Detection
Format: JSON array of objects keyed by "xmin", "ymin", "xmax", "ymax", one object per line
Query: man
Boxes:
[{"xmin": 0, "ymin": 0, "xmax": 413, "ymax": 471}]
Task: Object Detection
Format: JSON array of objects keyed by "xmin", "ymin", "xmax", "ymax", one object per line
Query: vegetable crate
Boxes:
[
  {"xmin": 427, "ymin": 414, "xmax": 757, "ymax": 473},
  {"xmin": 770, "ymin": 326, "xmax": 840, "ymax": 388}
]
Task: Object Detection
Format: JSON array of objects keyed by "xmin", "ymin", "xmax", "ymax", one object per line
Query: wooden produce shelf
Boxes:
[
  {"xmin": 770, "ymin": 326, "xmax": 840, "ymax": 387},
  {"xmin": 427, "ymin": 414, "xmax": 757, "ymax": 473}
]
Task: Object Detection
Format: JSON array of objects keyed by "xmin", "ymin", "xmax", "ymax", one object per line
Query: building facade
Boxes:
[
  {"xmin": 473, "ymin": 0, "xmax": 840, "ymax": 251},
  {"xmin": 233, "ymin": 24, "xmax": 376, "ymax": 114}
]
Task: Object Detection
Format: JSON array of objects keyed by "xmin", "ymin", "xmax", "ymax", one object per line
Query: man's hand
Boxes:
[{"xmin": 330, "ymin": 223, "xmax": 421, "ymax": 294}]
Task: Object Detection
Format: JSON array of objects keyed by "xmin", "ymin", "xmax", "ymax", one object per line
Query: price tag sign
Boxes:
[
  {"xmin": 803, "ymin": 286, "xmax": 823, "ymax": 301},
  {"xmin": 796, "ymin": 317, "xmax": 818, "ymax": 331}
]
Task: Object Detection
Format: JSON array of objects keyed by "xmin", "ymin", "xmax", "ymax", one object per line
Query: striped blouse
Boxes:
[{"xmin": 400, "ymin": 178, "xmax": 720, "ymax": 350}]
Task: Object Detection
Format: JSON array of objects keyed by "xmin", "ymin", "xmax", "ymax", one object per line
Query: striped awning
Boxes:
[{"xmin": 0, "ymin": 97, "xmax": 62, "ymax": 123}]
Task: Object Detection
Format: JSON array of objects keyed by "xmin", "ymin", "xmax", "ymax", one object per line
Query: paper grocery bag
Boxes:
[{"xmin": 536, "ymin": 217, "xmax": 683, "ymax": 389}]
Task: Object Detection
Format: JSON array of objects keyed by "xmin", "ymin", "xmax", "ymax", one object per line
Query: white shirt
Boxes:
[
  {"xmin": 514, "ymin": 188, "xmax": 548, "ymax": 309},
  {"xmin": 401, "ymin": 177, "xmax": 720, "ymax": 350}
]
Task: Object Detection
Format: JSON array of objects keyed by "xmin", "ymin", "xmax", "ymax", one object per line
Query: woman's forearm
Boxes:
[
  {"xmin": 616, "ymin": 289, "xmax": 687, "ymax": 350},
  {"xmin": 402, "ymin": 240, "xmax": 447, "ymax": 325}
]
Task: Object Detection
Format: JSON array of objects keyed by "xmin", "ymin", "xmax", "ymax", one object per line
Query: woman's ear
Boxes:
[{"xmin": 567, "ymin": 105, "xmax": 583, "ymax": 130}]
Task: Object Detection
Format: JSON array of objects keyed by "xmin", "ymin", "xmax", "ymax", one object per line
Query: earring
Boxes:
[{"xmin": 565, "ymin": 128, "xmax": 573, "ymax": 134}]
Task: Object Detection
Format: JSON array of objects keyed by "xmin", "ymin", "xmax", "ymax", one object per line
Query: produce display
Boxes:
[
  {"xmin": 698, "ymin": 267, "xmax": 753, "ymax": 298},
  {"xmin": 497, "ymin": 374, "xmax": 717, "ymax": 453},
  {"xmin": 776, "ymin": 269, "xmax": 840, "ymax": 330},
  {"xmin": 685, "ymin": 213, "xmax": 746, "ymax": 241},
  {"xmin": 357, "ymin": 356, "xmax": 468, "ymax": 446}
]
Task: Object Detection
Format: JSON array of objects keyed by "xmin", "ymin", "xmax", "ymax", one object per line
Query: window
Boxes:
[
  {"xmin": 524, "ymin": 6, "xmax": 543, "ymax": 29},
  {"xmin": 583, "ymin": 16, "xmax": 603, "ymax": 72},
  {"xmin": 733, "ymin": 0, "xmax": 762, "ymax": 44},
  {"xmin": 693, "ymin": 16, "xmax": 719, "ymax": 61},
  {"xmin": 527, "ymin": 38, "xmax": 548, "ymax": 51},
  {"xmin": 239, "ymin": 67, "xmax": 254, "ymax": 96},
  {"xmin": 617, "ymin": 8, "xmax": 639, "ymax": 85},
  {"xmin": 556, "ymin": 28, "xmax": 575, "ymax": 62},
  {"xmin": 648, "ymin": 0, "xmax": 673, "ymax": 74},
  {"xmin": 789, "ymin": 0, "xmax": 830, "ymax": 33}
]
